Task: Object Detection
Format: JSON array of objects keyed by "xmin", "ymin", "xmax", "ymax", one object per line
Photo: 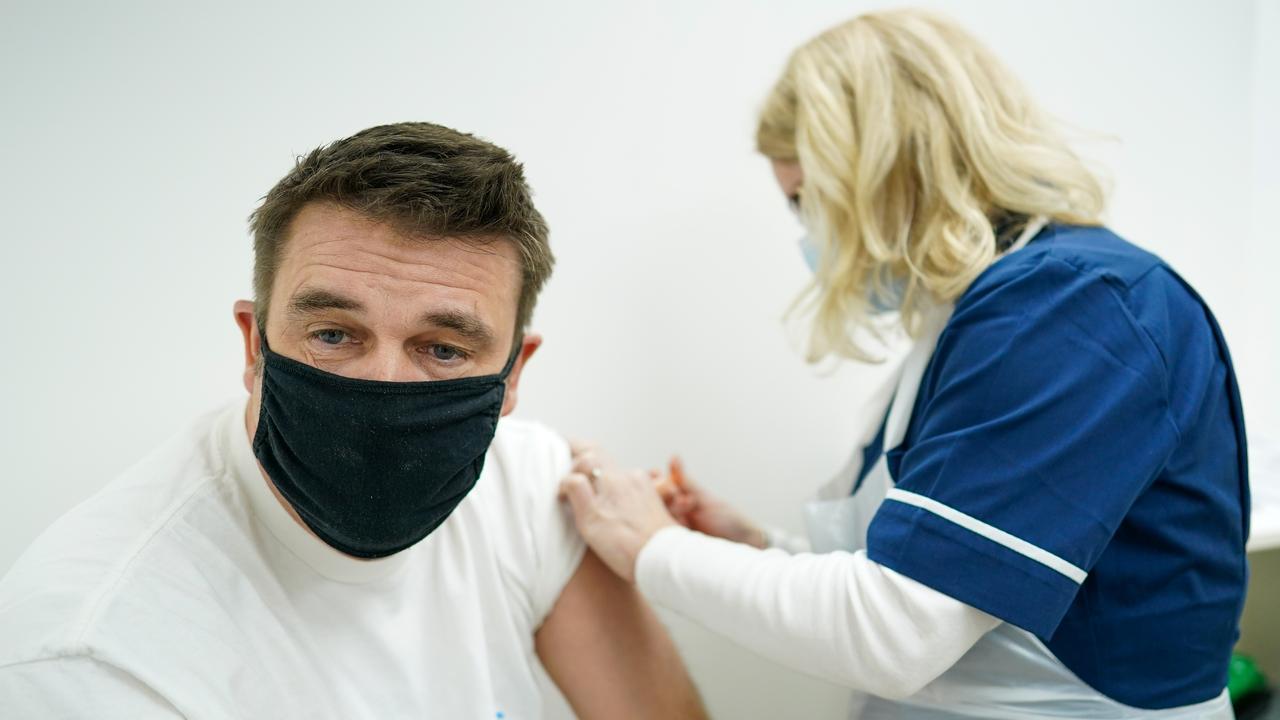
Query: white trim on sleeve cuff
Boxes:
[{"xmin": 884, "ymin": 489, "xmax": 1088, "ymax": 584}]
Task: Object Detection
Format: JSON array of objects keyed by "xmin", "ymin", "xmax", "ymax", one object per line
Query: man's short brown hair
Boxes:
[{"xmin": 249, "ymin": 122, "xmax": 553, "ymax": 335}]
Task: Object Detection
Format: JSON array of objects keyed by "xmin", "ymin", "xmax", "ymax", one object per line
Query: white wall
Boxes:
[
  {"xmin": 0, "ymin": 1, "xmax": 1271, "ymax": 717},
  {"xmin": 1252, "ymin": 0, "xmax": 1280, "ymax": 439}
]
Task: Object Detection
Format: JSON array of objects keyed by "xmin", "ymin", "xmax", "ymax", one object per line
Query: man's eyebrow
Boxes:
[
  {"xmin": 287, "ymin": 288, "xmax": 365, "ymax": 318},
  {"xmin": 421, "ymin": 309, "xmax": 496, "ymax": 349}
]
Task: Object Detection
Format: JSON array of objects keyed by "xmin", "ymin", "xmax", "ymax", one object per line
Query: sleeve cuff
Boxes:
[
  {"xmin": 867, "ymin": 495, "xmax": 1082, "ymax": 639},
  {"xmin": 635, "ymin": 525, "xmax": 694, "ymax": 600}
]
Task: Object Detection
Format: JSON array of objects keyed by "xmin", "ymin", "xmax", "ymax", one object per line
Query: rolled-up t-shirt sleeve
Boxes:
[
  {"xmin": 480, "ymin": 420, "xmax": 588, "ymax": 636},
  {"xmin": 867, "ymin": 256, "xmax": 1179, "ymax": 639},
  {"xmin": 527, "ymin": 431, "xmax": 588, "ymax": 626}
]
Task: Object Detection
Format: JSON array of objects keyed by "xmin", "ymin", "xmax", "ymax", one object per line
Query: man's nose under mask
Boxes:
[{"xmin": 251, "ymin": 332, "xmax": 518, "ymax": 559}]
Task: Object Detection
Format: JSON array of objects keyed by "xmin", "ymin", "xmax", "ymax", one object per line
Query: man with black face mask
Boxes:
[{"xmin": 0, "ymin": 123, "xmax": 706, "ymax": 719}]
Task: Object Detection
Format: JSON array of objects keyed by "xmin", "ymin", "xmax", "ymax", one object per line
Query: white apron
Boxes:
[{"xmin": 804, "ymin": 219, "xmax": 1234, "ymax": 719}]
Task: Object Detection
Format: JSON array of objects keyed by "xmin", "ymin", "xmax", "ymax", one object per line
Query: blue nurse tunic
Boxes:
[{"xmin": 865, "ymin": 224, "xmax": 1249, "ymax": 709}]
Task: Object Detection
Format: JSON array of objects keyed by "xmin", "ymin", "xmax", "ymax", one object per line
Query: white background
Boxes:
[{"xmin": 2, "ymin": 1, "xmax": 1276, "ymax": 716}]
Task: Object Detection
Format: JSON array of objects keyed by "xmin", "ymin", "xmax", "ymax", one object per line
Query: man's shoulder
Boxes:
[
  {"xmin": 485, "ymin": 417, "xmax": 573, "ymax": 495},
  {"xmin": 492, "ymin": 416, "xmax": 570, "ymax": 457},
  {"xmin": 473, "ymin": 415, "xmax": 575, "ymax": 546},
  {"xmin": 469, "ymin": 417, "xmax": 587, "ymax": 625},
  {"xmin": 0, "ymin": 403, "xmax": 246, "ymax": 668}
]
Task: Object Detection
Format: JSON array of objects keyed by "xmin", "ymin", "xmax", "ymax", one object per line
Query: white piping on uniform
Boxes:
[{"xmin": 884, "ymin": 488, "xmax": 1088, "ymax": 584}]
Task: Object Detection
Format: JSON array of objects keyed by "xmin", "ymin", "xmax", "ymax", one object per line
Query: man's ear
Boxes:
[
  {"xmin": 233, "ymin": 300, "xmax": 261, "ymax": 394},
  {"xmin": 501, "ymin": 333, "xmax": 542, "ymax": 417}
]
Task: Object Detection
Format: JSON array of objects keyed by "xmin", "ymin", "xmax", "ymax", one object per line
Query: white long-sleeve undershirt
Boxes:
[{"xmin": 635, "ymin": 525, "xmax": 1000, "ymax": 699}]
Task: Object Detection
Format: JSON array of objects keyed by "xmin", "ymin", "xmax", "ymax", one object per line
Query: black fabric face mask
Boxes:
[{"xmin": 251, "ymin": 334, "xmax": 519, "ymax": 559}]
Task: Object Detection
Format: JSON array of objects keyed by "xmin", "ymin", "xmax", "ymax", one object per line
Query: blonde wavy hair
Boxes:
[{"xmin": 757, "ymin": 9, "xmax": 1106, "ymax": 362}]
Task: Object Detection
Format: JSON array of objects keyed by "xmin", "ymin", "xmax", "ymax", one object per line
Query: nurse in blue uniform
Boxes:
[{"xmin": 558, "ymin": 9, "xmax": 1250, "ymax": 719}]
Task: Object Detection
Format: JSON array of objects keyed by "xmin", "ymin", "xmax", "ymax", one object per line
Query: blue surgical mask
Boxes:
[
  {"xmin": 796, "ymin": 233, "xmax": 905, "ymax": 315},
  {"xmin": 798, "ymin": 233, "xmax": 821, "ymax": 274},
  {"xmin": 867, "ymin": 271, "xmax": 907, "ymax": 315}
]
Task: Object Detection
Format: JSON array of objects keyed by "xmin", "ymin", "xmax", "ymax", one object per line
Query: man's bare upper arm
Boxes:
[{"xmin": 534, "ymin": 550, "xmax": 707, "ymax": 719}]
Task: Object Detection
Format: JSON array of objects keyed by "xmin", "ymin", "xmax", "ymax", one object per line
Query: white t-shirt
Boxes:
[{"xmin": 0, "ymin": 400, "xmax": 586, "ymax": 719}]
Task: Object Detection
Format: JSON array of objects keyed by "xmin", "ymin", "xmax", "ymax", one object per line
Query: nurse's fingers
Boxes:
[
  {"xmin": 567, "ymin": 438, "xmax": 601, "ymax": 461},
  {"xmin": 653, "ymin": 468, "xmax": 680, "ymax": 502},
  {"xmin": 559, "ymin": 472, "xmax": 597, "ymax": 519},
  {"xmin": 568, "ymin": 442, "xmax": 609, "ymax": 479},
  {"xmin": 668, "ymin": 456, "xmax": 701, "ymax": 493},
  {"xmin": 667, "ymin": 492, "xmax": 698, "ymax": 517},
  {"xmin": 570, "ymin": 452, "xmax": 602, "ymax": 477}
]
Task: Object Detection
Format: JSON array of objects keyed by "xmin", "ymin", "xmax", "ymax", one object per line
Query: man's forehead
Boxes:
[
  {"xmin": 273, "ymin": 204, "xmax": 522, "ymax": 324},
  {"xmin": 282, "ymin": 203, "xmax": 519, "ymax": 269}
]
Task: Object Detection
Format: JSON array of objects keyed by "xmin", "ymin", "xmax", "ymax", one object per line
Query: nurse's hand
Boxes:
[
  {"xmin": 560, "ymin": 456, "xmax": 677, "ymax": 584},
  {"xmin": 663, "ymin": 461, "xmax": 768, "ymax": 550}
]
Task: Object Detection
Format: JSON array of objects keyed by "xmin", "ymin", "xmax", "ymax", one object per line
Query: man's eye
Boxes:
[
  {"xmin": 426, "ymin": 344, "xmax": 465, "ymax": 362},
  {"xmin": 312, "ymin": 329, "xmax": 349, "ymax": 346}
]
